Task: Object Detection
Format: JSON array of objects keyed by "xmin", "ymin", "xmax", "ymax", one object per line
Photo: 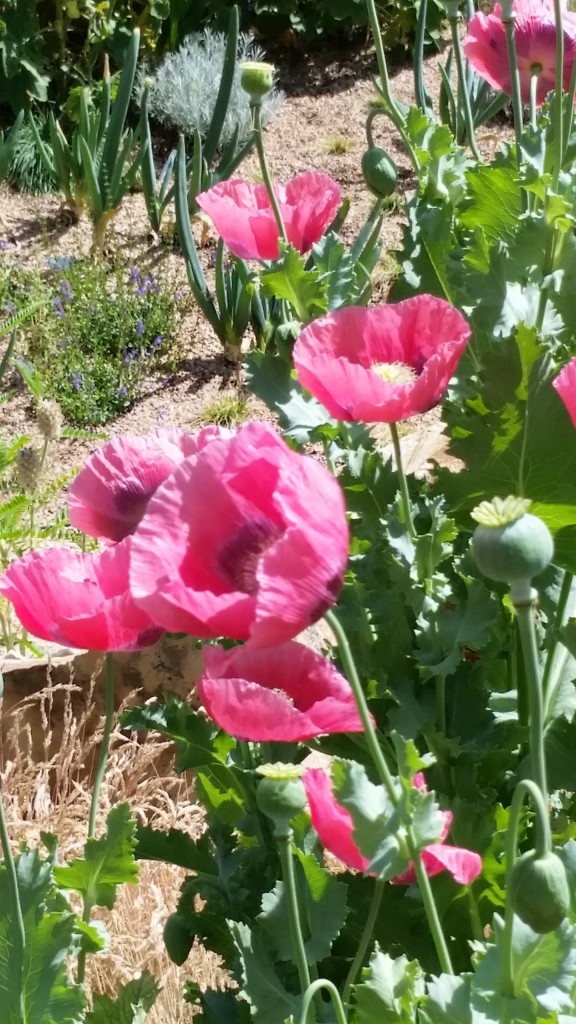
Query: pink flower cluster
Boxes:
[{"xmin": 463, "ymin": 0, "xmax": 576, "ymax": 106}]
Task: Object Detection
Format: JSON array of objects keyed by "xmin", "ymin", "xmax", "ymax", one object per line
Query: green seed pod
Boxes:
[
  {"xmin": 471, "ymin": 497, "xmax": 553, "ymax": 598},
  {"xmin": 361, "ymin": 147, "xmax": 398, "ymax": 199},
  {"xmin": 163, "ymin": 913, "xmax": 193, "ymax": 966},
  {"xmin": 240, "ymin": 61, "xmax": 275, "ymax": 103},
  {"xmin": 509, "ymin": 850, "xmax": 570, "ymax": 933},
  {"xmin": 256, "ymin": 764, "xmax": 307, "ymax": 837}
]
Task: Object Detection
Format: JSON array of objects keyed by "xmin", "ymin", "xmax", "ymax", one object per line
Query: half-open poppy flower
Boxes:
[
  {"xmin": 303, "ymin": 768, "xmax": 482, "ymax": 886},
  {"xmin": 198, "ymin": 642, "xmax": 366, "ymax": 742},
  {"xmin": 0, "ymin": 542, "xmax": 162, "ymax": 651},
  {"xmin": 68, "ymin": 427, "xmax": 228, "ymax": 543},
  {"xmin": 196, "ymin": 171, "xmax": 342, "ymax": 261},
  {"xmin": 463, "ymin": 0, "xmax": 576, "ymax": 106},
  {"xmin": 293, "ymin": 296, "xmax": 470, "ymax": 424},
  {"xmin": 129, "ymin": 421, "xmax": 348, "ymax": 647},
  {"xmin": 553, "ymin": 357, "xmax": 576, "ymax": 427}
]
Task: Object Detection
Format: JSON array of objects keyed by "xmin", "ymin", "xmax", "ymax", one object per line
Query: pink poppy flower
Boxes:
[
  {"xmin": 68, "ymin": 427, "xmax": 228, "ymax": 543},
  {"xmin": 292, "ymin": 296, "xmax": 470, "ymax": 424},
  {"xmin": 198, "ymin": 642, "xmax": 366, "ymax": 742},
  {"xmin": 463, "ymin": 0, "xmax": 576, "ymax": 105},
  {"xmin": 196, "ymin": 171, "xmax": 342, "ymax": 262},
  {"xmin": 0, "ymin": 542, "xmax": 162, "ymax": 651},
  {"xmin": 303, "ymin": 768, "xmax": 482, "ymax": 886},
  {"xmin": 129, "ymin": 421, "xmax": 348, "ymax": 647},
  {"xmin": 553, "ymin": 357, "xmax": 576, "ymax": 427}
]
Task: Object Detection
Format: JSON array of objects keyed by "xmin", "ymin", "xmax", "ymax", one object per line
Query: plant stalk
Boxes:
[
  {"xmin": 342, "ymin": 879, "xmax": 384, "ymax": 1006},
  {"xmin": 502, "ymin": 15, "xmax": 524, "ymax": 148},
  {"xmin": 251, "ymin": 103, "xmax": 287, "ymax": 243},
  {"xmin": 552, "ymin": 0, "xmax": 565, "ymax": 190},
  {"xmin": 390, "ymin": 422, "xmax": 416, "ymax": 540},
  {"xmin": 87, "ymin": 653, "xmax": 116, "ymax": 839},
  {"xmin": 277, "ymin": 834, "xmax": 314, "ymax": 1020},
  {"xmin": 0, "ymin": 769, "xmax": 26, "ymax": 1022},
  {"xmin": 513, "ymin": 598, "xmax": 548, "ymax": 798},
  {"xmin": 448, "ymin": 15, "xmax": 481, "ymax": 159},
  {"xmin": 298, "ymin": 980, "xmax": 349, "ymax": 1024}
]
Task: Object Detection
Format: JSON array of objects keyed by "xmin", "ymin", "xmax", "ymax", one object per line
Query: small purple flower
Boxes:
[
  {"xmin": 70, "ymin": 372, "xmax": 83, "ymax": 391},
  {"xmin": 60, "ymin": 279, "xmax": 74, "ymax": 303},
  {"xmin": 135, "ymin": 319, "xmax": 144, "ymax": 337},
  {"xmin": 129, "ymin": 267, "xmax": 141, "ymax": 283},
  {"xmin": 0, "ymin": 240, "xmax": 10, "ymax": 251},
  {"xmin": 152, "ymin": 334, "xmax": 164, "ymax": 348},
  {"xmin": 3, "ymin": 302, "xmax": 15, "ymax": 315},
  {"xmin": 53, "ymin": 297, "xmax": 65, "ymax": 318},
  {"xmin": 122, "ymin": 348, "xmax": 136, "ymax": 364},
  {"xmin": 118, "ymin": 385, "xmax": 128, "ymax": 398}
]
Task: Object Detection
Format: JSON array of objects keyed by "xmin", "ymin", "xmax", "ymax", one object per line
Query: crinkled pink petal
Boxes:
[
  {"xmin": 553, "ymin": 358, "xmax": 576, "ymax": 428},
  {"xmin": 199, "ymin": 643, "xmax": 365, "ymax": 742},
  {"xmin": 463, "ymin": 2, "xmax": 576, "ymax": 105},
  {"xmin": 0, "ymin": 542, "xmax": 162, "ymax": 651},
  {"xmin": 68, "ymin": 427, "xmax": 229, "ymax": 542},
  {"xmin": 393, "ymin": 844, "xmax": 483, "ymax": 886},
  {"xmin": 130, "ymin": 421, "xmax": 348, "ymax": 645},
  {"xmin": 304, "ymin": 768, "xmax": 369, "ymax": 871},
  {"xmin": 293, "ymin": 297, "xmax": 470, "ymax": 424},
  {"xmin": 196, "ymin": 172, "xmax": 341, "ymax": 262}
]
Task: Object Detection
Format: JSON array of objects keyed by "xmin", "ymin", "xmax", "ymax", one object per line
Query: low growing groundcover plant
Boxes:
[{"xmin": 7, "ymin": 0, "xmax": 576, "ymax": 1019}]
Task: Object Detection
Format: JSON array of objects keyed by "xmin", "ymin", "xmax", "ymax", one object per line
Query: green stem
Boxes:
[
  {"xmin": 529, "ymin": 68, "xmax": 539, "ymax": 132},
  {"xmin": 389, "ymin": 421, "xmax": 416, "ymax": 540},
  {"xmin": 435, "ymin": 675, "xmax": 447, "ymax": 737},
  {"xmin": 324, "ymin": 609, "xmax": 453, "ymax": 974},
  {"xmin": 449, "ymin": 15, "xmax": 481, "ymax": 160},
  {"xmin": 467, "ymin": 888, "xmax": 484, "ymax": 943},
  {"xmin": 251, "ymin": 102, "xmax": 287, "ymax": 243},
  {"xmin": 0, "ymin": 771, "xmax": 26, "ymax": 1022},
  {"xmin": 277, "ymin": 834, "xmax": 313, "ymax": 1020},
  {"xmin": 542, "ymin": 571, "xmax": 574, "ymax": 716},
  {"xmin": 87, "ymin": 653, "xmax": 116, "ymax": 839},
  {"xmin": 298, "ymin": 980, "xmax": 349, "ymax": 1024},
  {"xmin": 552, "ymin": 0, "xmax": 564, "ymax": 191},
  {"xmin": 500, "ymin": 779, "xmax": 552, "ymax": 998},
  {"xmin": 342, "ymin": 879, "xmax": 385, "ymax": 1006},
  {"xmin": 513, "ymin": 599, "xmax": 548, "ymax": 798},
  {"xmin": 364, "ymin": 0, "xmax": 420, "ymax": 171},
  {"xmin": 503, "ymin": 15, "xmax": 524, "ymax": 148}
]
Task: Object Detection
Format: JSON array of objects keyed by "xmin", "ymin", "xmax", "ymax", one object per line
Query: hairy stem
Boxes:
[{"xmin": 252, "ymin": 102, "xmax": 287, "ymax": 242}]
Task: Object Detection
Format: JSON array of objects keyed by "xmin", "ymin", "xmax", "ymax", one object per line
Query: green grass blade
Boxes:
[{"xmin": 203, "ymin": 5, "xmax": 239, "ymax": 166}]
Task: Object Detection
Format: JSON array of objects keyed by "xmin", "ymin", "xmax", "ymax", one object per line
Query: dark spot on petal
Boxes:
[
  {"xmin": 308, "ymin": 573, "xmax": 343, "ymax": 625},
  {"xmin": 218, "ymin": 518, "xmax": 283, "ymax": 594},
  {"xmin": 114, "ymin": 480, "xmax": 153, "ymax": 515}
]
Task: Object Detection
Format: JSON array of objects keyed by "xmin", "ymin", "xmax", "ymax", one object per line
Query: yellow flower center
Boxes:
[{"xmin": 372, "ymin": 361, "xmax": 417, "ymax": 384}]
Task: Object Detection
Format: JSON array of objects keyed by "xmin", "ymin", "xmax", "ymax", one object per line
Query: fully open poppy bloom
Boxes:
[
  {"xmin": 553, "ymin": 358, "xmax": 576, "ymax": 427},
  {"xmin": 198, "ymin": 642, "xmax": 366, "ymax": 742},
  {"xmin": 303, "ymin": 768, "xmax": 482, "ymax": 886},
  {"xmin": 0, "ymin": 542, "xmax": 162, "ymax": 651},
  {"xmin": 463, "ymin": 0, "xmax": 576, "ymax": 105},
  {"xmin": 68, "ymin": 427, "xmax": 228, "ymax": 543},
  {"xmin": 196, "ymin": 171, "xmax": 342, "ymax": 262},
  {"xmin": 129, "ymin": 421, "xmax": 348, "ymax": 647},
  {"xmin": 293, "ymin": 296, "xmax": 470, "ymax": 424}
]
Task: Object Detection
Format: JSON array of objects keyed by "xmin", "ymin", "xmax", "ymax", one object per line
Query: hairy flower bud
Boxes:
[
  {"xmin": 240, "ymin": 61, "xmax": 275, "ymax": 104},
  {"xmin": 471, "ymin": 497, "xmax": 553, "ymax": 601},
  {"xmin": 36, "ymin": 399, "xmax": 63, "ymax": 441},
  {"xmin": 16, "ymin": 445, "xmax": 43, "ymax": 493},
  {"xmin": 256, "ymin": 764, "xmax": 307, "ymax": 837},
  {"xmin": 509, "ymin": 850, "xmax": 570, "ymax": 933},
  {"xmin": 361, "ymin": 147, "xmax": 398, "ymax": 199}
]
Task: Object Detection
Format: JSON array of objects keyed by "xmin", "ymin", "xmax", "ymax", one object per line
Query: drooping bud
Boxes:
[
  {"xmin": 16, "ymin": 444, "xmax": 43, "ymax": 493},
  {"xmin": 509, "ymin": 850, "xmax": 570, "ymax": 933},
  {"xmin": 36, "ymin": 399, "xmax": 63, "ymax": 442},
  {"xmin": 240, "ymin": 61, "xmax": 276, "ymax": 105},
  {"xmin": 256, "ymin": 763, "xmax": 307, "ymax": 838},
  {"xmin": 361, "ymin": 147, "xmax": 398, "ymax": 199},
  {"xmin": 471, "ymin": 496, "xmax": 553, "ymax": 602}
]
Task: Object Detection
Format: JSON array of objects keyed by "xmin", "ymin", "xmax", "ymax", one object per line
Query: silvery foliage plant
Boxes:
[{"xmin": 146, "ymin": 30, "xmax": 284, "ymax": 146}]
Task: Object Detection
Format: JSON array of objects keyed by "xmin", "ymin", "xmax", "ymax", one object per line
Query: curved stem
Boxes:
[
  {"xmin": 251, "ymin": 102, "xmax": 287, "ymax": 243},
  {"xmin": 277, "ymin": 835, "xmax": 313, "ymax": 1019},
  {"xmin": 503, "ymin": 16, "xmax": 524, "ymax": 148},
  {"xmin": 500, "ymin": 779, "xmax": 552, "ymax": 997},
  {"xmin": 364, "ymin": 0, "xmax": 420, "ymax": 171},
  {"xmin": 324, "ymin": 609, "xmax": 453, "ymax": 974},
  {"xmin": 342, "ymin": 879, "xmax": 384, "ymax": 1006},
  {"xmin": 390, "ymin": 422, "xmax": 416, "ymax": 540},
  {"xmin": 449, "ymin": 15, "xmax": 481, "ymax": 160},
  {"xmin": 0, "ymin": 773, "xmax": 25, "ymax": 1022},
  {"xmin": 513, "ymin": 599, "xmax": 548, "ymax": 798},
  {"xmin": 298, "ymin": 979, "xmax": 349, "ymax": 1024}
]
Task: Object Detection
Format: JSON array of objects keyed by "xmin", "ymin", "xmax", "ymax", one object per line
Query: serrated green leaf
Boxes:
[
  {"xmin": 229, "ymin": 921, "xmax": 300, "ymax": 1024},
  {"xmin": 135, "ymin": 826, "xmax": 217, "ymax": 875},
  {"xmin": 121, "ymin": 693, "xmax": 233, "ymax": 771},
  {"xmin": 86, "ymin": 971, "xmax": 160, "ymax": 1024},
  {"xmin": 186, "ymin": 984, "xmax": 250, "ymax": 1023},
  {"xmin": 244, "ymin": 349, "xmax": 333, "ymax": 443},
  {"xmin": 351, "ymin": 947, "xmax": 425, "ymax": 1024},
  {"xmin": 258, "ymin": 849, "xmax": 348, "ymax": 963},
  {"xmin": 53, "ymin": 803, "xmax": 137, "ymax": 910},
  {"xmin": 311, "ymin": 232, "xmax": 356, "ymax": 310},
  {"xmin": 331, "ymin": 760, "xmax": 408, "ymax": 880},
  {"xmin": 261, "ymin": 243, "xmax": 328, "ymax": 323}
]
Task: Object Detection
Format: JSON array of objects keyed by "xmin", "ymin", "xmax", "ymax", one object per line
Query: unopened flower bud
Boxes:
[
  {"xmin": 361, "ymin": 146, "xmax": 398, "ymax": 199},
  {"xmin": 471, "ymin": 496, "xmax": 553, "ymax": 602},
  {"xmin": 256, "ymin": 763, "xmax": 306, "ymax": 838},
  {"xmin": 240, "ymin": 61, "xmax": 275, "ymax": 104},
  {"xmin": 16, "ymin": 444, "xmax": 43, "ymax": 492},
  {"xmin": 36, "ymin": 399, "xmax": 63, "ymax": 441}
]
